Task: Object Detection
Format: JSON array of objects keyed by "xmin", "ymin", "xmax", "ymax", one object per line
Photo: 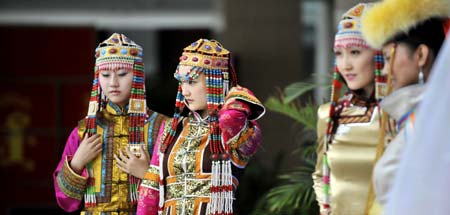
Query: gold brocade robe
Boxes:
[
  {"xmin": 138, "ymin": 86, "xmax": 265, "ymax": 215},
  {"xmin": 54, "ymin": 102, "xmax": 167, "ymax": 215},
  {"xmin": 313, "ymin": 95, "xmax": 380, "ymax": 215}
]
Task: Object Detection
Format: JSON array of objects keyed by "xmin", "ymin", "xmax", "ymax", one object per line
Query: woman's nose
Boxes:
[
  {"xmin": 181, "ymin": 84, "xmax": 190, "ymax": 97},
  {"xmin": 110, "ymin": 74, "xmax": 119, "ymax": 86},
  {"xmin": 343, "ymin": 56, "xmax": 353, "ymax": 71},
  {"xmin": 382, "ymin": 63, "xmax": 389, "ymax": 76}
]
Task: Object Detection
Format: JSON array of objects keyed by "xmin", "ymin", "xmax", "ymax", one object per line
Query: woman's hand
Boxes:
[
  {"xmin": 114, "ymin": 145, "xmax": 149, "ymax": 179},
  {"xmin": 70, "ymin": 134, "xmax": 102, "ymax": 174}
]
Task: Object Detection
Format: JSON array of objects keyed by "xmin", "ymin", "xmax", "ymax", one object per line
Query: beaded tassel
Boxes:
[
  {"xmin": 364, "ymin": 49, "xmax": 388, "ymax": 215},
  {"xmin": 321, "ymin": 65, "xmax": 342, "ymax": 211},
  {"xmin": 169, "ymin": 39, "xmax": 235, "ymax": 215},
  {"xmin": 161, "ymin": 84, "xmax": 184, "ymax": 153},
  {"xmin": 127, "ymin": 63, "xmax": 147, "ymax": 205},
  {"xmin": 85, "ymin": 164, "xmax": 96, "ymax": 207},
  {"xmin": 158, "ymin": 75, "xmax": 185, "ymax": 212},
  {"xmin": 84, "ymin": 70, "xmax": 100, "ymax": 208},
  {"xmin": 85, "ymin": 33, "xmax": 147, "ymax": 209},
  {"xmin": 206, "ymin": 68, "xmax": 233, "ymax": 215},
  {"xmin": 129, "ymin": 175, "xmax": 140, "ymax": 204},
  {"xmin": 322, "ymin": 152, "xmax": 331, "ymax": 210},
  {"xmin": 374, "ymin": 51, "xmax": 386, "ymax": 102}
]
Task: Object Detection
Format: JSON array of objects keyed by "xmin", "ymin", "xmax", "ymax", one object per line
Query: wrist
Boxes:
[
  {"xmin": 136, "ymin": 164, "xmax": 149, "ymax": 179},
  {"xmin": 69, "ymin": 157, "xmax": 85, "ymax": 175}
]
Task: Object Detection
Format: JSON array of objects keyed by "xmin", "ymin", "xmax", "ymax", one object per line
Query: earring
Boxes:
[{"xmin": 418, "ymin": 69, "xmax": 424, "ymax": 85}]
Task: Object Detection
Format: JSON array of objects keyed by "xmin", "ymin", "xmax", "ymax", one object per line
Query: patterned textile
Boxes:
[
  {"xmin": 334, "ymin": 3, "xmax": 373, "ymax": 49},
  {"xmin": 137, "ymin": 86, "xmax": 264, "ymax": 215},
  {"xmin": 313, "ymin": 93, "xmax": 381, "ymax": 215},
  {"xmin": 53, "ymin": 102, "xmax": 166, "ymax": 213},
  {"xmin": 158, "ymin": 38, "xmax": 265, "ymax": 215}
]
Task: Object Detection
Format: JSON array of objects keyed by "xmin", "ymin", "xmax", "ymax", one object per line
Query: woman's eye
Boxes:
[
  {"xmin": 334, "ymin": 51, "xmax": 342, "ymax": 56},
  {"xmin": 188, "ymin": 80, "xmax": 196, "ymax": 85},
  {"xmin": 118, "ymin": 72, "xmax": 129, "ymax": 77},
  {"xmin": 351, "ymin": 50, "xmax": 361, "ymax": 55},
  {"xmin": 101, "ymin": 73, "xmax": 110, "ymax": 77}
]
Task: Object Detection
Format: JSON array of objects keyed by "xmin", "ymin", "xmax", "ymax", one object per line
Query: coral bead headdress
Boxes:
[
  {"xmin": 161, "ymin": 38, "xmax": 238, "ymax": 215},
  {"xmin": 85, "ymin": 33, "xmax": 147, "ymax": 207},
  {"xmin": 321, "ymin": 3, "xmax": 385, "ymax": 212}
]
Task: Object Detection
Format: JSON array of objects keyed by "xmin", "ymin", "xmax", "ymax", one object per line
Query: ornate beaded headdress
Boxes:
[
  {"xmin": 321, "ymin": 3, "xmax": 385, "ymax": 212},
  {"xmin": 85, "ymin": 33, "xmax": 146, "ymax": 207},
  {"xmin": 161, "ymin": 38, "xmax": 237, "ymax": 215},
  {"xmin": 334, "ymin": 4, "xmax": 371, "ymax": 49}
]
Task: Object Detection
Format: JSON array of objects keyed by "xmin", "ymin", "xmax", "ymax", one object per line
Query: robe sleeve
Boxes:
[
  {"xmin": 53, "ymin": 127, "xmax": 88, "ymax": 212},
  {"xmin": 137, "ymin": 120, "xmax": 168, "ymax": 215},
  {"xmin": 219, "ymin": 86, "xmax": 265, "ymax": 168}
]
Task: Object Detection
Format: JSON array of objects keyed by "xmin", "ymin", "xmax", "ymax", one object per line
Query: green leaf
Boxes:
[
  {"xmin": 283, "ymin": 82, "xmax": 318, "ymax": 104},
  {"xmin": 253, "ymin": 78, "xmax": 324, "ymax": 214},
  {"xmin": 265, "ymin": 97, "xmax": 318, "ymax": 131}
]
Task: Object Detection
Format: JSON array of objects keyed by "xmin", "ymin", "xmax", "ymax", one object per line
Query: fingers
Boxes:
[
  {"xmin": 89, "ymin": 135, "xmax": 102, "ymax": 154},
  {"xmin": 114, "ymin": 154, "xmax": 126, "ymax": 166},
  {"xmin": 81, "ymin": 134, "xmax": 102, "ymax": 151},
  {"xmin": 118, "ymin": 149, "xmax": 130, "ymax": 163},
  {"xmin": 86, "ymin": 134, "xmax": 101, "ymax": 142},
  {"xmin": 114, "ymin": 154, "xmax": 129, "ymax": 173},
  {"xmin": 82, "ymin": 134, "xmax": 89, "ymax": 142},
  {"xmin": 93, "ymin": 140, "xmax": 103, "ymax": 153}
]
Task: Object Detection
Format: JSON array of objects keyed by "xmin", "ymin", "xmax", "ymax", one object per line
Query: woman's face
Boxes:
[
  {"xmin": 334, "ymin": 46, "xmax": 376, "ymax": 96},
  {"xmin": 382, "ymin": 43, "xmax": 421, "ymax": 90},
  {"xmin": 178, "ymin": 65, "xmax": 207, "ymax": 113},
  {"xmin": 98, "ymin": 69, "xmax": 133, "ymax": 107}
]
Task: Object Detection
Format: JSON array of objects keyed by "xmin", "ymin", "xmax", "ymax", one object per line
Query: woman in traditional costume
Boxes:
[
  {"xmin": 137, "ymin": 39, "xmax": 265, "ymax": 215},
  {"xmin": 53, "ymin": 33, "xmax": 167, "ymax": 214},
  {"xmin": 312, "ymin": 3, "xmax": 386, "ymax": 215},
  {"xmin": 360, "ymin": 0, "xmax": 450, "ymax": 212}
]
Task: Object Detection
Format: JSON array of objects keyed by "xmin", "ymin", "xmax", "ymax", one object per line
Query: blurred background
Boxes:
[{"xmin": 0, "ymin": 0, "xmax": 374, "ymax": 214}]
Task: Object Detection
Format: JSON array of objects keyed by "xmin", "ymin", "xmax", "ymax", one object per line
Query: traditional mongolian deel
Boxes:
[
  {"xmin": 137, "ymin": 39, "xmax": 265, "ymax": 215},
  {"xmin": 312, "ymin": 3, "xmax": 387, "ymax": 215},
  {"xmin": 53, "ymin": 33, "xmax": 167, "ymax": 214}
]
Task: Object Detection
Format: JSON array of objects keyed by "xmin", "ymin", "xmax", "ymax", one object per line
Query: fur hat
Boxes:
[{"xmin": 361, "ymin": 0, "xmax": 450, "ymax": 49}]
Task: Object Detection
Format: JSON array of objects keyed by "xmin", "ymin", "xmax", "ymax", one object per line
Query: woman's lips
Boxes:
[
  {"xmin": 345, "ymin": 74, "xmax": 356, "ymax": 81},
  {"xmin": 110, "ymin": 90, "xmax": 120, "ymax": 95}
]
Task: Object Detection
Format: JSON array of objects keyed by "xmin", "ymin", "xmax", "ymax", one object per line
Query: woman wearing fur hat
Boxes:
[
  {"xmin": 53, "ymin": 33, "xmax": 167, "ymax": 214},
  {"xmin": 312, "ymin": 3, "xmax": 386, "ymax": 215},
  {"xmin": 137, "ymin": 39, "xmax": 265, "ymax": 215},
  {"xmin": 360, "ymin": 0, "xmax": 450, "ymax": 211}
]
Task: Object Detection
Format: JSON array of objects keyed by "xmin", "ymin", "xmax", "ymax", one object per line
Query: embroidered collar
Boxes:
[
  {"xmin": 105, "ymin": 101, "xmax": 129, "ymax": 115},
  {"xmin": 380, "ymin": 84, "xmax": 425, "ymax": 121},
  {"xmin": 188, "ymin": 111, "xmax": 209, "ymax": 125}
]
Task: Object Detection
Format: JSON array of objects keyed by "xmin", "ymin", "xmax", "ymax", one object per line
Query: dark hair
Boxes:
[{"xmin": 387, "ymin": 17, "xmax": 447, "ymax": 58}]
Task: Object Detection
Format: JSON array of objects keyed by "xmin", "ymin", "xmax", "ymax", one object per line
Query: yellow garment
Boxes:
[
  {"xmin": 313, "ymin": 100, "xmax": 380, "ymax": 215},
  {"xmin": 78, "ymin": 103, "xmax": 164, "ymax": 214}
]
